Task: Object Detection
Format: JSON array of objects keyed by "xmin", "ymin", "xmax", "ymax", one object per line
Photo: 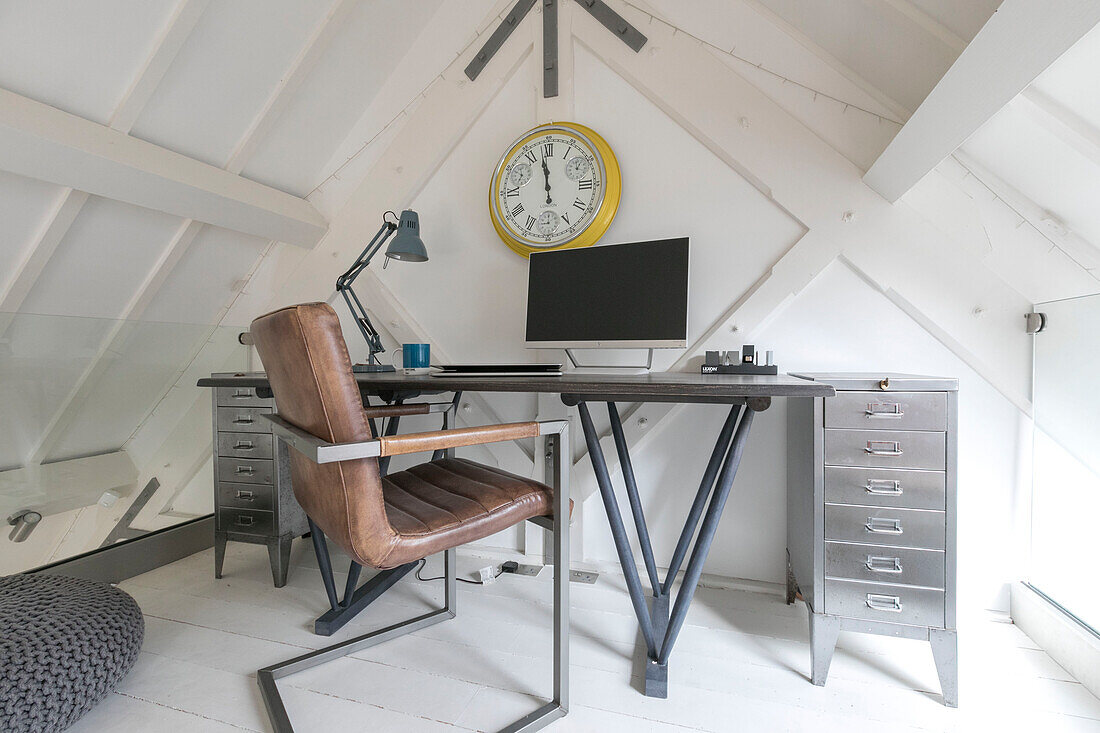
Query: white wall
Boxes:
[{"xmin": 352, "ymin": 36, "xmax": 1031, "ymax": 613}]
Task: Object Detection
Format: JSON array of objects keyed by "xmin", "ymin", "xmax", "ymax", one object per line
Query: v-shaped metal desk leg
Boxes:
[{"xmin": 577, "ymin": 399, "xmax": 759, "ymax": 697}]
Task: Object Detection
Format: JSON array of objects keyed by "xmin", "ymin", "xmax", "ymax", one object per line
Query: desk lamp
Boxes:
[{"xmin": 336, "ymin": 209, "xmax": 428, "ymax": 373}]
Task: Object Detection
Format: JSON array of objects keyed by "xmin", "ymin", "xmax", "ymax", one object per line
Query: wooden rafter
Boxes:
[{"xmin": 863, "ymin": 0, "xmax": 1100, "ymax": 202}]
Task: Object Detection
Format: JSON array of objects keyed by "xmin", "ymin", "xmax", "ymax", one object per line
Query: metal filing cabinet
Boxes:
[
  {"xmin": 786, "ymin": 373, "xmax": 958, "ymax": 707},
  {"xmin": 211, "ymin": 375, "xmax": 308, "ymax": 587}
]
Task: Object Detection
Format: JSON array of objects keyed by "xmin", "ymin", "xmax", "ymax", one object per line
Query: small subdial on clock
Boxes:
[
  {"xmin": 509, "ymin": 163, "xmax": 533, "ymax": 187},
  {"xmin": 565, "ymin": 156, "xmax": 590, "ymax": 181},
  {"xmin": 536, "ymin": 210, "xmax": 560, "ymax": 236}
]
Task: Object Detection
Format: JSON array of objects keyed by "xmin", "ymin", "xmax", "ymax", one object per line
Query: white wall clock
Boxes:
[{"xmin": 489, "ymin": 122, "xmax": 621, "ymax": 258}]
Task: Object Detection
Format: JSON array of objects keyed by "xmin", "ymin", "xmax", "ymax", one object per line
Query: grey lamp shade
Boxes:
[{"xmin": 385, "ymin": 209, "xmax": 428, "ymax": 262}]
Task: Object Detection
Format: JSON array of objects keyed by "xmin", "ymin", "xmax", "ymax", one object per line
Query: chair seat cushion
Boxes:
[{"xmin": 381, "ymin": 458, "xmax": 553, "ymax": 567}]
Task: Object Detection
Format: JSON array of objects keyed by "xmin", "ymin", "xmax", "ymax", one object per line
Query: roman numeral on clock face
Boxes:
[
  {"xmin": 542, "ymin": 142, "xmax": 553, "ymax": 158},
  {"xmin": 561, "ymin": 212, "xmax": 571, "ymax": 225},
  {"xmin": 525, "ymin": 215, "xmax": 537, "ymax": 231},
  {"xmin": 506, "ymin": 188, "xmax": 519, "ymax": 197},
  {"xmin": 573, "ymin": 198, "xmax": 586, "ymax": 211},
  {"xmin": 562, "ymin": 145, "xmax": 572, "ymax": 159},
  {"xmin": 578, "ymin": 179, "xmax": 593, "ymax": 190},
  {"xmin": 524, "ymin": 150, "xmax": 537, "ymax": 163},
  {"xmin": 511, "ymin": 203, "xmax": 524, "ymax": 217}
]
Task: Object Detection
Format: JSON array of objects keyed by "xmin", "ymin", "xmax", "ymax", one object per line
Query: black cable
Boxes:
[{"xmin": 414, "ymin": 558, "xmax": 504, "ymax": 584}]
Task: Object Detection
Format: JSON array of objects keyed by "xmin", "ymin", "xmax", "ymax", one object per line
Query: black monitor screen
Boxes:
[{"xmin": 525, "ymin": 238, "xmax": 689, "ymax": 347}]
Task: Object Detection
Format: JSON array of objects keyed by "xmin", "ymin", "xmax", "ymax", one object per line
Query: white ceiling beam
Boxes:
[
  {"xmin": 26, "ymin": 0, "xmax": 357, "ymax": 465},
  {"xmin": 735, "ymin": 0, "xmax": 912, "ymax": 124},
  {"xmin": 0, "ymin": 0, "xmax": 209, "ymax": 313},
  {"xmin": 875, "ymin": 0, "xmax": 967, "ymax": 53},
  {"xmin": 0, "ymin": 88, "xmax": 328, "ymax": 248},
  {"xmin": 226, "ymin": 0, "xmax": 358, "ymax": 172},
  {"xmin": 1018, "ymin": 87, "xmax": 1100, "ymax": 170},
  {"xmin": 952, "ymin": 150, "xmax": 1100, "ymax": 272},
  {"xmin": 0, "ymin": 189, "xmax": 88, "ymax": 313},
  {"xmin": 109, "ymin": 0, "xmax": 211, "ymax": 132},
  {"xmin": 863, "ymin": 0, "xmax": 1100, "ymax": 203}
]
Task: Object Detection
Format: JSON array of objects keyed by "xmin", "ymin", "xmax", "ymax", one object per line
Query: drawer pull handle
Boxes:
[
  {"xmin": 232, "ymin": 391, "xmax": 254, "ymax": 399},
  {"xmin": 865, "ymin": 517, "xmax": 903, "ymax": 534},
  {"xmin": 865, "ymin": 555, "xmax": 903, "ymax": 574},
  {"xmin": 865, "ymin": 479, "xmax": 903, "ymax": 495},
  {"xmin": 232, "ymin": 418, "xmax": 255, "ymax": 425},
  {"xmin": 235, "ymin": 466, "xmax": 256, "ymax": 476},
  {"xmin": 236, "ymin": 515, "xmax": 255, "ymax": 526},
  {"xmin": 865, "ymin": 593, "xmax": 903, "ymax": 612},
  {"xmin": 865, "ymin": 403, "xmax": 904, "ymax": 419},
  {"xmin": 865, "ymin": 440, "xmax": 903, "ymax": 456},
  {"xmin": 234, "ymin": 441, "xmax": 254, "ymax": 450},
  {"xmin": 235, "ymin": 490, "xmax": 254, "ymax": 500}
]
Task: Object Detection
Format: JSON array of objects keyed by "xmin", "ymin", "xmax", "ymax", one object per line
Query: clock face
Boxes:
[{"xmin": 489, "ymin": 123, "xmax": 619, "ymax": 257}]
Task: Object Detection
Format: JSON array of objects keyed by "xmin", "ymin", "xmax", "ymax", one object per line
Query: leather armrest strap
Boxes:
[
  {"xmin": 362, "ymin": 403, "xmax": 431, "ymax": 418},
  {"xmin": 377, "ymin": 422, "xmax": 539, "ymax": 457}
]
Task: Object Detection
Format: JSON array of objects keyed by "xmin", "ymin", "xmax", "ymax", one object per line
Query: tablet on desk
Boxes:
[{"xmin": 432, "ymin": 364, "xmax": 563, "ymax": 377}]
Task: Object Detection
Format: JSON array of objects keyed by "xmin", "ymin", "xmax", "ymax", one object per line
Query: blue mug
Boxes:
[{"xmin": 392, "ymin": 343, "xmax": 430, "ymax": 372}]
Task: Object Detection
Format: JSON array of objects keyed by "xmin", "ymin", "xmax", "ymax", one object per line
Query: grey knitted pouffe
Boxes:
[{"xmin": 0, "ymin": 574, "xmax": 144, "ymax": 733}]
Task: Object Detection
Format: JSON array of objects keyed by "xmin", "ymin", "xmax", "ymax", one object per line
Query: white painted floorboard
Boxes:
[{"xmin": 70, "ymin": 542, "xmax": 1100, "ymax": 732}]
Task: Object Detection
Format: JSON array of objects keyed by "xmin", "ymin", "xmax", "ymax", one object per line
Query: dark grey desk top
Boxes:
[{"xmin": 198, "ymin": 371, "xmax": 834, "ymax": 405}]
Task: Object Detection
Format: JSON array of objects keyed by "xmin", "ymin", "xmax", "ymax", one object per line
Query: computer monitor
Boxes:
[{"xmin": 525, "ymin": 238, "xmax": 689, "ymax": 349}]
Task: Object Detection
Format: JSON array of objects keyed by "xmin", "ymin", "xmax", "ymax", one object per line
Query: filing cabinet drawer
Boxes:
[
  {"xmin": 825, "ymin": 542, "xmax": 944, "ymax": 588},
  {"xmin": 216, "ymin": 386, "xmax": 270, "ymax": 407},
  {"xmin": 825, "ymin": 466, "xmax": 946, "ymax": 510},
  {"xmin": 217, "ymin": 481, "xmax": 274, "ymax": 511},
  {"xmin": 825, "ymin": 579, "xmax": 944, "ymax": 627},
  {"xmin": 217, "ymin": 406, "xmax": 273, "ymax": 433},
  {"xmin": 217, "ymin": 432, "xmax": 273, "ymax": 460},
  {"xmin": 825, "ymin": 429, "xmax": 945, "ymax": 470},
  {"xmin": 825, "ymin": 391, "xmax": 946, "ymax": 432},
  {"xmin": 826, "ymin": 504, "xmax": 945, "ymax": 550},
  {"xmin": 217, "ymin": 457, "xmax": 274, "ymax": 485},
  {"xmin": 218, "ymin": 507, "xmax": 274, "ymax": 536}
]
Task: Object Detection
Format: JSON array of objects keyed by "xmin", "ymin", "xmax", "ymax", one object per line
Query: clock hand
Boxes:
[{"xmin": 542, "ymin": 157, "xmax": 552, "ymax": 204}]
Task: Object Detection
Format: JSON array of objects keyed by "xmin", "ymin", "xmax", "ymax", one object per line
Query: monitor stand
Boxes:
[{"xmin": 565, "ymin": 348, "xmax": 653, "ymax": 375}]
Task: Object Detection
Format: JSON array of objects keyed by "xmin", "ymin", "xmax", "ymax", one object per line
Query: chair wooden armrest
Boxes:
[{"xmin": 263, "ymin": 415, "xmax": 566, "ymax": 464}]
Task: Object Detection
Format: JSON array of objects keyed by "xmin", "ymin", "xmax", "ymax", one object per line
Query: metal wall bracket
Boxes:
[
  {"xmin": 465, "ymin": 0, "xmax": 647, "ymax": 97},
  {"xmin": 1025, "ymin": 312, "xmax": 1046, "ymax": 334},
  {"xmin": 543, "ymin": 0, "xmax": 559, "ymax": 98},
  {"xmin": 573, "ymin": 0, "xmax": 647, "ymax": 52},
  {"xmin": 464, "ymin": 0, "xmax": 537, "ymax": 82}
]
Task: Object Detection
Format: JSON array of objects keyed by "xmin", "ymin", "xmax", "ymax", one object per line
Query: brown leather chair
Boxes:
[{"xmin": 249, "ymin": 303, "xmax": 569, "ymax": 733}]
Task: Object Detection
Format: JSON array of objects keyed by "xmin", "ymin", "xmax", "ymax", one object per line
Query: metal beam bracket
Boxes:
[{"xmin": 464, "ymin": 0, "xmax": 646, "ymax": 95}]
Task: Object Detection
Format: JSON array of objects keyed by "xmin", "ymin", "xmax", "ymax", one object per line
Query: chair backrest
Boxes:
[{"xmin": 250, "ymin": 302, "xmax": 397, "ymax": 567}]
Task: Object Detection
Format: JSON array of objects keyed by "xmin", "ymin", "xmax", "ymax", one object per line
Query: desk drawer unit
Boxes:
[
  {"xmin": 218, "ymin": 507, "xmax": 275, "ymax": 537},
  {"xmin": 217, "ymin": 457, "xmax": 274, "ymax": 485},
  {"xmin": 825, "ymin": 391, "xmax": 947, "ymax": 431},
  {"xmin": 825, "ymin": 504, "xmax": 945, "ymax": 550},
  {"xmin": 825, "ymin": 579, "xmax": 945, "ymax": 628},
  {"xmin": 825, "ymin": 429, "xmax": 945, "ymax": 470},
  {"xmin": 210, "ymin": 373, "xmax": 308, "ymax": 588},
  {"xmin": 217, "ymin": 432, "xmax": 274, "ymax": 460},
  {"xmin": 825, "ymin": 466, "xmax": 945, "ymax": 510},
  {"xmin": 825, "ymin": 542, "xmax": 944, "ymax": 588},
  {"xmin": 787, "ymin": 373, "xmax": 958, "ymax": 706}
]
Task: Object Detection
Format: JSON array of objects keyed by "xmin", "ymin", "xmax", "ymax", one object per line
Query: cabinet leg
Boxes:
[
  {"xmin": 810, "ymin": 613, "xmax": 841, "ymax": 686},
  {"xmin": 268, "ymin": 537, "xmax": 293, "ymax": 588},
  {"xmin": 929, "ymin": 628, "xmax": 958, "ymax": 708},
  {"xmin": 785, "ymin": 555, "xmax": 797, "ymax": 605},
  {"xmin": 214, "ymin": 532, "xmax": 227, "ymax": 579}
]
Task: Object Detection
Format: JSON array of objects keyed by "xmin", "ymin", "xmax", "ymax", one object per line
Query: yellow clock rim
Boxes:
[{"xmin": 489, "ymin": 121, "xmax": 621, "ymax": 258}]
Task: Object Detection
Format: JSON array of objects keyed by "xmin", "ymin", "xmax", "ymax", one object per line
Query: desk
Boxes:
[{"xmin": 199, "ymin": 370, "xmax": 834, "ymax": 697}]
